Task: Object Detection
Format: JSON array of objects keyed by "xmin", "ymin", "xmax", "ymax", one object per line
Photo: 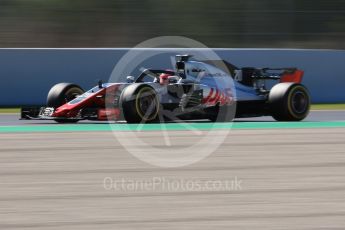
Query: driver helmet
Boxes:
[{"xmin": 159, "ymin": 73, "xmax": 172, "ymax": 85}]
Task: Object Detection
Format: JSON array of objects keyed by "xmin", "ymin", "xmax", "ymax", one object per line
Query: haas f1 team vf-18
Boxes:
[{"xmin": 21, "ymin": 55, "xmax": 310, "ymax": 123}]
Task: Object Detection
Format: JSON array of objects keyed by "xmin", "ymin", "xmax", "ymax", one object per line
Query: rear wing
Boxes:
[{"xmin": 240, "ymin": 67, "xmax": 304, "ymax": 83}]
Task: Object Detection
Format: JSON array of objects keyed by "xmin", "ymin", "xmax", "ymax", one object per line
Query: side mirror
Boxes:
[
  {"xmin": 98, "ymin": 79, "xmax": 103, "ymax": 88},
  {"xmin": 168, "ymin": 76, "xmax": 179, "ymax": 84},
  {"xmin": 126, "ymin": 76, "xmax": 135, "ymax": 83}
]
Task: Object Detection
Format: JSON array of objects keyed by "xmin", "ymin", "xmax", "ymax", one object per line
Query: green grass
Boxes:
[
  {"xmin": 0, "ymin": 108, "xmax": 20, "ymax": 113},
  {"xmin": 310, "ymin": 103, "xmax": 345, "ymax": 110},
  {"xmin": 0, "ymin": 103, "xmax": 344, "ymax": 114}
]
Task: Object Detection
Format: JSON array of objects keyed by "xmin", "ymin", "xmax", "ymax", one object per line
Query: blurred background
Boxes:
[{"xmin": 0, "ymin": 0, "xmax": 344, "ymax": 48}]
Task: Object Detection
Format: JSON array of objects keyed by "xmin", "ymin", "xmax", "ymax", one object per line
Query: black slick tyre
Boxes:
[
  {"xmin": 269, "ymin": 83, "xmax": 310, "ymax": 121},
  {"xmin": 46, "ymin": 83, "xmax": 84, "ymax": 123},
  {"xmin": 120, "ymin": 84, "xmax": 160, "ymax": 123}
]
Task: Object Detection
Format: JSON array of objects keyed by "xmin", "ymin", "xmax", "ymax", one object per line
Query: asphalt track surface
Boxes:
[
  {"xmin": 1, "ymin": 110, "xmax": 345, "ymax": 126},
  {"xmin": 1, "ymin": 110, "xmax": 345, "ymax": 229}
]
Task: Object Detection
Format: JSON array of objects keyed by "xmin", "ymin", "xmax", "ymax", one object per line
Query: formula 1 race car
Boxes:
[{"xmin": 21, "ymin": 54, "xmax": 310, "ymax": 123}]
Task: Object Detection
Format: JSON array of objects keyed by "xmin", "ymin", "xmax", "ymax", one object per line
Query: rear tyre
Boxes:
[
  {"xmin": 46, "ymin": 83, "xmax": 84, "ymax": 123},
  {"xmin": 120, "ymin": 84, "xmax": 160, "ymax": 123},
  {"xmin": 269, "ymin": 83, "xmax": 310, "ymax": 121}
]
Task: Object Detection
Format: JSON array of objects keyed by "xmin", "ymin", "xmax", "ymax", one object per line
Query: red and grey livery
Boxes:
[{"xmin": 21, "ymin": 54, "xmax": 310, "ymax": 123}]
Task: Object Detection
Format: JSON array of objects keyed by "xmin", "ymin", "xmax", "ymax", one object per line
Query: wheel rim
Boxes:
[
  {"xmin": 65, "ymin": 88, "xmax": 84, "ymax": 102},
  {"xmin": 291, "ymin": 90, "xmax": 308, "ymax": 114},
  {"xmin": 136, "ymin": 88, "xmax": 159, "ymax": 121}
]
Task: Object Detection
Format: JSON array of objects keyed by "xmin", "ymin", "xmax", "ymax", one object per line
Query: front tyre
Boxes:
[
  {"xmin": 120, "ymin": 84, "xmax": 160, "ymax": 123},
  {"xmin": 269, "ymin": 83, "xmax": 310, "ymax": 121},
  {"xmin": 47, "ymin": 83, "xmax": 84, "ymax": 107},
  {"xmin": 46, "ymin": 83, "xmax": 84, "ymax": 123}
]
